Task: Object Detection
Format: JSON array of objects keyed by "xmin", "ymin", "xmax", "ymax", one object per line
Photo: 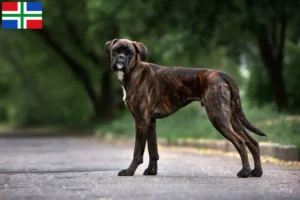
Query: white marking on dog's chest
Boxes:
[
  {"xmin": 116, "ymin": 71, "xmax": 127, "ymax": 106},
  {"xmin": 121, "ymin": 85, "xmax": 127, "ymax": 106},
  {"xmin": 117, "ymin": 71, "xmax": 124, "ymax": 81}
]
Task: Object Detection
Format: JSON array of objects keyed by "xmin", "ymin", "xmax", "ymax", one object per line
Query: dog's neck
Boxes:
[
  {"xmin": 117, "ymin": 60, "xmax": 146, "ymax": 88},
  {"xmin": 116, "ymin": 60, "xmax": 148, "ymax": 107}
]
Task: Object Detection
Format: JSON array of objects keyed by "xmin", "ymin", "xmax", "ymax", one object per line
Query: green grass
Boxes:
[
  {"xmin": 0, "ymin": 123, "xmax": 14, "ymax": 132},
  {"xmin": 95, "ymin": 101, "xmax": 300, "ymax": 148}
]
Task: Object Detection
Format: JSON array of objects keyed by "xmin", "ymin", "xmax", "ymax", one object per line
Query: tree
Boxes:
[
  {"xmin": 145, "ymin": 0, "xmax": 300, "ymax": 111},
  {"xmin": 0, "ymin": 0, "xmax": 126, "ymax": 123},
  {"xmin": 33, "ymin": 0, "xmax": 119, "ymax": 121},
  {"xmin": 241, "ymin": 0, "xmax": 300, "ymax": 111}
]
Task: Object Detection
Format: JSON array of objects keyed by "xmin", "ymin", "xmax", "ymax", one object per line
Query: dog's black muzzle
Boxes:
[{"xmin": 112, "ymin": 54, "xmax": 129, "ymax": 72}]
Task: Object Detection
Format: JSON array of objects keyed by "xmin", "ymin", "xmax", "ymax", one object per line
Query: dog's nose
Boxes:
[{"xmin": 118, "ymin": 54, "xmax": 125, "ymax": 60}]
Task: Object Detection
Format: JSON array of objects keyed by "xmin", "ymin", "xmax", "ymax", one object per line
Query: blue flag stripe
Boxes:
[
  {"xmin": 26, "ymin": 2, "xmax": 42, "ymax": 11},
  {"xmin": 2, "ymin": 20, "xmax": 18, "ymax": 29}
]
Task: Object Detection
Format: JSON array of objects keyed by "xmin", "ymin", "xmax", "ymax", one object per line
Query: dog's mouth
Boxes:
[
  {"xmin": 116, "ymin": 63, "xmax": 124, "ymax": 70},
  {"xmin": 112, "ymin": 62, "xmax": 125, "ymax": 72}
]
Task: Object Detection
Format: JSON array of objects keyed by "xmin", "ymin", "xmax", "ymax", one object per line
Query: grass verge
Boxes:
[{"xmin": 96, "ymin": 102, "xmax": 300, "ymax": 148}]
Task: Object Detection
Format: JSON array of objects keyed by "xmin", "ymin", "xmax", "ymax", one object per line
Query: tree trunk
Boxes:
[
  {"xmin": 256, "ymin": 19, "xmax": 288, "ymax": 111},
  {"xmin": 258, "ymin": 42, "xmax": 288, "ymax": 111},
  {"xmin": 92, "ymin": 69, "xmax": 117, "ymax": 121},
  {"xmin": 35, "ymin": 29, "xmax": 104, "ymax": 117},
  {"xmin": 266, "ymin": 65, "xmax": 288, "ymax": 111}
]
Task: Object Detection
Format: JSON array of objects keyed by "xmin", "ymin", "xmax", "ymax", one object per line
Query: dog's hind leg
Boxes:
[
  {"xmin": 231, "ymin": 110, "xmax": 263, "ymax": 177},
  {"xmin": 118, "ymin": 118, "xmax": 149, "ymax": 176},
  {"xmin": 204, "ymin": 85, "xmax": 251, "ymax": 178},
  {"xmin": 143, "ymin": 119, "xmax": 159, "ymax": 175},
  {"xmin": 211, "ymin": 117, "xmax": 251, "ymax": 177},
  {"xmin": 243, "ymin": 130, "xmax": 263, "ymax": 177}
]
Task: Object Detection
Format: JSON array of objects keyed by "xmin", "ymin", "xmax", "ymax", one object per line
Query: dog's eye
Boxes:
[
  {"xmin": 128, "ymin": 52, "xmax": 133, "ymax": 57},
  {"xmin": 112, "ymin": 50, "xmax": 117, "ymax": 56}
]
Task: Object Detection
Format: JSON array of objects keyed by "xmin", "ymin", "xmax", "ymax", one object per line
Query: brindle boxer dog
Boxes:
[{"xmin": 105, "ymin": 38, "xmax": 266, "ymax": 178}]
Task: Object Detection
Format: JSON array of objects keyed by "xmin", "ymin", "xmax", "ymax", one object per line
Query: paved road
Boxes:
[{"xmin": 0, "ymin": 137, "xmax": 299, "ymax": 200}]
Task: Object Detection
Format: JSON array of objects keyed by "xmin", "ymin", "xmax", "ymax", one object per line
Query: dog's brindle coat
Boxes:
[{"xmin": 105, "ymin": 38, "xmax": 266, "ymax": 178}]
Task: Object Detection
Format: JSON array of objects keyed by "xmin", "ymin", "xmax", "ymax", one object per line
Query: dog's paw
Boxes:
[
  {"xmin": 143, "ymin": 166, "xmax": 157, "ymax": 176},
  {"xmin": 237, "ymin": 167, "xmax": 251, "ymax": 178},
  {"xmin": 250, "ymin": 168, "xmax": 263, "ymax": 177},
  {"xmin": 118, "ymin": 169, "xmax": 135, "ymax": 176}
]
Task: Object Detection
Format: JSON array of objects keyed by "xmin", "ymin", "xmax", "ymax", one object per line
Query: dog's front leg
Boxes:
[
  {"xmin": 118, "ymin": 119, "xmax": 149, "ymax": 176},
  {"xmin": 143, "ymin": 119, "xmax": 159, "ymax": 175}
]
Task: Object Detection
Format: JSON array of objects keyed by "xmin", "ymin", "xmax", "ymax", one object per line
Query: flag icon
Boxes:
[{"xmin": 2, "ymin": 2, "xmax": 42, "ymax": 29}]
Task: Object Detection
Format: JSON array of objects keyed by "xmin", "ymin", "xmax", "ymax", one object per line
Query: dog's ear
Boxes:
[
  {"xmin": 132, "ymin": 42, "xmax": 148, "ymax": 61},
  {"xmin": 105, "ymin": 38, "xmax": 118, "ymax": 60}
]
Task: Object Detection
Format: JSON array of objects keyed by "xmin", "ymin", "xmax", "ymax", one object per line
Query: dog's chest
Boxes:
[
  {"xmin": 121, "ymin": 85, "xmax": 127, "ymax": 106},
  {"xmin": 117, "ymin": 71, "xmax": 127, "ymax": 106}
]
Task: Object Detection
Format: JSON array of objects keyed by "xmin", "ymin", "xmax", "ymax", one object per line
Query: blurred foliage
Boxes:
[
  {"xmin": 0, "ymin": 0, "xmax": 300, "ymax": 127},
  {"xmin": 247, "ymin": 41, "xmax": 300, "ymax": 113},
  {"xmin": 285, "ymin": 42, "xmax": 300, "ymax": 111}
]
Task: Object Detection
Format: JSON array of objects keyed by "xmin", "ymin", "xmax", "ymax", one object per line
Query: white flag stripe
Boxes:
[
  {"xmin": 2, "ymin": 2, "xmax": 21, "ymax": 14},
  {"xmin": 2, "ymin": 11, "xmax": 20, "ymax": 14},
  {"xmin": 23, "ymin": 11, "xmax": 42, "ymax": 14},
  {"xmin": 24, "ymin": 17, "xmax": 42, "ymax": 20},
  {"xmin": 2, "ymin": 17, "xmax": 20, "ymax": 20},
  {"xmin": 23, "ymin": 18, "xmax": 26, "ymax": 29},
  {"xmin": 18, "ymin": 18, "xmax": 21, "ymax": 29},
  {"xmin": 23, "ymin": 2, "xmax": 42, "ymax": 14}
]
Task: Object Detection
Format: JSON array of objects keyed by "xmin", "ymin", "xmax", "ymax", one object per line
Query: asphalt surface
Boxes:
[{"xmin": 0, "ymin": 137, "xmax": 299, "ymax": 200}]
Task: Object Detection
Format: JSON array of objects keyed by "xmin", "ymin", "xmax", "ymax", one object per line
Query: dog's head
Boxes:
[{"xmin": 105, "ymin": 38, "xmax": 148, "ymax": 73}]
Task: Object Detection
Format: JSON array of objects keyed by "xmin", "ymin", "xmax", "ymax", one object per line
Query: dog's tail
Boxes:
[{"xmin": 219, "ymin": 72, "xmax": 267, "ymax": 137}]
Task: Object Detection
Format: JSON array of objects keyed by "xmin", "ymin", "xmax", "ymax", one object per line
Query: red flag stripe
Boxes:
[
  {"xmin": 26, "ymin": 20, "xmax": 42, "ymax": 29},
  {"xmin": 2, "ymin": 2, "xmax": 18, "ymax": 11}
]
